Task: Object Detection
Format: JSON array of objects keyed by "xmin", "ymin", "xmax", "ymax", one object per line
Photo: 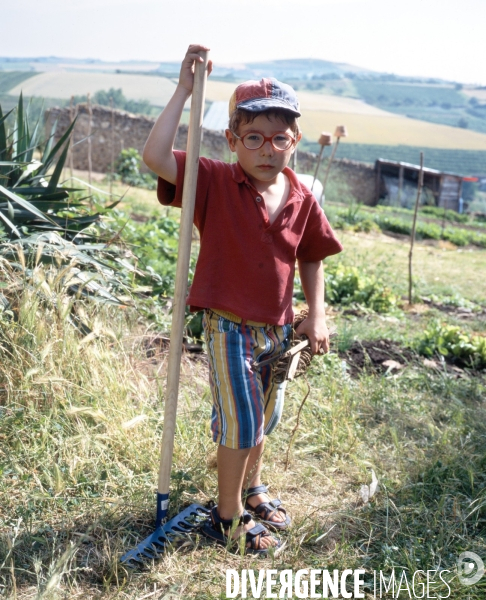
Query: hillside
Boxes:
[{"xmin": 2, "ymin": 56, "xmax": 486, "ymax": 174}]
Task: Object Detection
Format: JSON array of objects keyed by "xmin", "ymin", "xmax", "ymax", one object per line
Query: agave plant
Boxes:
[
  {"xmin": 0, "ymin": 93, "xmax": 121, "ymax": 239},
  {"xmin": 0, "ymin": 94, "xmax": 140, "ymax": 307}
]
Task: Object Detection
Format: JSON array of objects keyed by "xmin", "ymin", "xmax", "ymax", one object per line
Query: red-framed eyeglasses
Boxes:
[{"xmin": 232, "ymin": 131, "xmax": 296, "ymax": 151}]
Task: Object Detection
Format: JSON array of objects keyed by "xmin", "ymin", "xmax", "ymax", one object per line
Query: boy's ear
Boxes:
[
  {"xmin": 291, "ymin": 132, "xmax": 302, "ymax": 154},
  {"xmin": 225, "ymin": 129, "xmax": 237, "ymax": 152}
]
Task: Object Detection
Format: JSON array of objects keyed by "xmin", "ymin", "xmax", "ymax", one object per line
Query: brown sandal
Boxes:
[
  {"xmin": 243, "ymin": 485, "xmax": 291, "ymax": 531},
  {"xmin": 201, "ymin": 506, "xmax": 281, "ymax": 555}
]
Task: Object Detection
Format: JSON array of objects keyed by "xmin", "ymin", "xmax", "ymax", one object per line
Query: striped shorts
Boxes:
[{"xmin": 203, "ymin": 309, "xmax": 292, "ymax": 449}]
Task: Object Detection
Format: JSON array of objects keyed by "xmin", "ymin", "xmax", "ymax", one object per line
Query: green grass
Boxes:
[
  {"xmin": 327, "ymin": 230, "xmax": 486, "ymax": 304},
  {"xmin": 1, "ymin": 187, "xmax": 485, "ymax": 599}
]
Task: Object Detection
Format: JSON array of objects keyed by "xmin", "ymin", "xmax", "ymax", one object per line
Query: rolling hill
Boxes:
[{"xmin": 2, "ymin": 56, "xmax": 486, "ymax": 173}]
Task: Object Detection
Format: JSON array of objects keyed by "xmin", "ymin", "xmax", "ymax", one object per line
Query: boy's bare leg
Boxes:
[
  {"xmin": 217, "ymin": 444, "xmax": 278, "ymax": 548},
  {"xmin": 242, "ymin": 438, "xmax": 286, "ymax": 524}
]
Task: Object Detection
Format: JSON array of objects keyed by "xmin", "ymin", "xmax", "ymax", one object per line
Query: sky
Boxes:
[{"xmin": 1, "ymin": 0, "xmax": 485, "ymax": 85}]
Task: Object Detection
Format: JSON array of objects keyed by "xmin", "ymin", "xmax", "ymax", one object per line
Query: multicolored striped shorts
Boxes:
[{"xmin": 203, "ymin": 309, "xmax": 292, "ymax": 450}]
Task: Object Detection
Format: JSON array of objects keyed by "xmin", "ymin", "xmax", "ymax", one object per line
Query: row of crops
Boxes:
[{"xmin": 301, "ymin": 141, "xmax": 486, "ymax": 176}]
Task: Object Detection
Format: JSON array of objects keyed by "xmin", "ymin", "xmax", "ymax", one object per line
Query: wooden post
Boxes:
[
  {"xmin": 110, "ymin": 96, "xmax": 115, "ymax": 196},
  {"xmin": 68, "ymin": 95, "xmax": 74, "ymax": 180},
  {"xmin": 408, "ymin": 152, "xmax": 424, "ymax": 305},
  {"xmin": 375, "ymin": 160, "xmax": 381, "ymax": 205},
  {"xmin": 87, "ymin": 93, "xmax": 92, "ymax": 186},
  {"xmin": 322, "ymin": 137, "xmax": 340, "ymax": 194},
  {"xmin": 398, "ymin": 163, "xmax": 404, "ymax": 206},
  {"xmin": 311, "ymin": 132, "xmax": 331, "ymax": 192},
  {"xmin": 441, "ymin": 204, "xmax": 447, "ymax": 238},
  {"xmin": 311, "ymin": 144, "xmax": 325, "ymax": 191},
  {"xmin": 322, "ymin": 126, "xmax": 346, "ymax": 195}
]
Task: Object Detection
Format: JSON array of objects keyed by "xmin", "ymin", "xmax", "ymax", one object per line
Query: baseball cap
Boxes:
[{"xmin": 228, "ymin": 77, "xmax": 301, "ymax": 117}]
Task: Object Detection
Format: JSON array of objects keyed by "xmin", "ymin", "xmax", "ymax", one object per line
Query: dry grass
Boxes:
[
  {"xmin": 8, "ymin": 72, "xmax": 186, "ymax": 108},
  {"xmin": 299, "ymin": 110, "xmax": 486, "ymax": 148}
]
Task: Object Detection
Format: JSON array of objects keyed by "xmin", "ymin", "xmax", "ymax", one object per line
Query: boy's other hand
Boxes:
[
  {"xmin": 179, "ymin": 44, "xmax": 213, "ymax": 94},
  {"xmin": 295, "ymin": 313, "xmax": 330, "ymax": 355}
]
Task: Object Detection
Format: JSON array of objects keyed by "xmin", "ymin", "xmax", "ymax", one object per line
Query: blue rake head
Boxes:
[{"xmin": 120, "ymin": 503, "xmax": 210, "ymax": 568}]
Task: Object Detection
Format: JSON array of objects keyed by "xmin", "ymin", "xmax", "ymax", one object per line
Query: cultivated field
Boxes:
[
  {"xmin": 299, "ymin": 110, "xmax": 486, "ymax": 148},
  {"xmin": 8, "ymin": 71, "xmax": 185, "ymax": 107},
  {"xmin": 9, "ymin": 72, "xmax": 486, "ymax": 150}
]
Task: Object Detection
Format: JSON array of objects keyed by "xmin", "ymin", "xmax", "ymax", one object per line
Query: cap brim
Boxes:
[{"xmin": 236, "ymin": 97, "xmax": 301, "ymax": 117}]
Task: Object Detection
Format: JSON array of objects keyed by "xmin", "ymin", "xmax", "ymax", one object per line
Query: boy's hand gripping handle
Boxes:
[{"xmin": 156, "ymin": 50, "xmax": 209, "ymax": 527}]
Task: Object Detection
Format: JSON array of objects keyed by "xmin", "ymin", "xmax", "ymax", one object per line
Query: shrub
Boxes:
[
  {"xmin": 425, "ymin": 293, "xmax": 478, "ymax": 311},
  {"xmin": 114, "ymin": 148, "xmax": 156, "ymax": 189},
  {"xmin": 72, "ymin": 87, "xmax": 158, "ymax": 117}
]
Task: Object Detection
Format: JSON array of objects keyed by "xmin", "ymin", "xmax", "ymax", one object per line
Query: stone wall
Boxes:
[
  {"xmin": 45, "ymin": 104, "xmax": 156, "ymax": 174},
  {"xmin": 45, "ymin": 104, "xmax": 377, "ymax": 204}
]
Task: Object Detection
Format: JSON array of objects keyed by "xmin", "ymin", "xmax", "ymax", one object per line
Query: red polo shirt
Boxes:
[{"xmin": 157, "ymin": 151, "xmax": 342, "ymax": 325}]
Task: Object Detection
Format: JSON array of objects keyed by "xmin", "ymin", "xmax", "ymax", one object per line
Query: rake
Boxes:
[{"xmin": 121, "ymin": 50, "xmax": 211, "ymax": 567}]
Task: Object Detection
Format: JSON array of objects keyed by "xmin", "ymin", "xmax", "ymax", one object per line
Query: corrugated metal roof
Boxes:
[
  {"xmin": 376, "ymin": 158, "xmax": 463, "ymax": 179},
  {"xmin": 203, "ymin": 101, "xmax": 228, "ymax": 132}
]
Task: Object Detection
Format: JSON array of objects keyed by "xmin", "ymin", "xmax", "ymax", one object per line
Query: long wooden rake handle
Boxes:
[{"xmin": 156, "ymin": 50, "xmax": 209, "ymax": 527}]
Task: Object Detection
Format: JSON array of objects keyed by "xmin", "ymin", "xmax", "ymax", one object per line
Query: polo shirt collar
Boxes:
[
  {"xmin": 231, "ymin": 162, "xmax": 305, "ymax": 204},
  {"xmin": 231, "ymin": 161, "xmax": 247, "ymax": 184}
]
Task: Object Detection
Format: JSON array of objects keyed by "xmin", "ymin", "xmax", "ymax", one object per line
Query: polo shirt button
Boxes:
[{"xmin": 255, "ymin": 196, "xmax": 262, "ymax": 202}]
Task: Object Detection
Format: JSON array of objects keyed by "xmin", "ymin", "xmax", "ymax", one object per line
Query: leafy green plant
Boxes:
[
  {"xmin": 325, "ymin": 263, "xmax": 398, "ymax": 313},
  {"xmin": 112, "ymin": 210, "xmax": 182, "ymax": 294},
  {"xmin": 424, "ymin": 293, "xmax": 478, "ymax": 311},
  {"xmin": 416, "ymin": 319, "xmax": 486, "ymax": 368},
  {"xmin": 113, "ymin": 148, "xmax": 156, "ymax": 189}
]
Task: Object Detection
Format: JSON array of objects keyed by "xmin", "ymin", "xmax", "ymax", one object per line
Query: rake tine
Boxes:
[{"xmin": 120, "ymin": 503, "xmax": 210, "ymax": 568}]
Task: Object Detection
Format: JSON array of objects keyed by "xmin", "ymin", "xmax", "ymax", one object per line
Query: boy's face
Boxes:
[{"xmin": 225, "ymin": 113, "xmax": 300, "ymax": 187}]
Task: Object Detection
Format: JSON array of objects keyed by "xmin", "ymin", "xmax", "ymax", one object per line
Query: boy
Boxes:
[{"xmin": 143, "ymin": 44, "xmax": 342, "ymax": 554}]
